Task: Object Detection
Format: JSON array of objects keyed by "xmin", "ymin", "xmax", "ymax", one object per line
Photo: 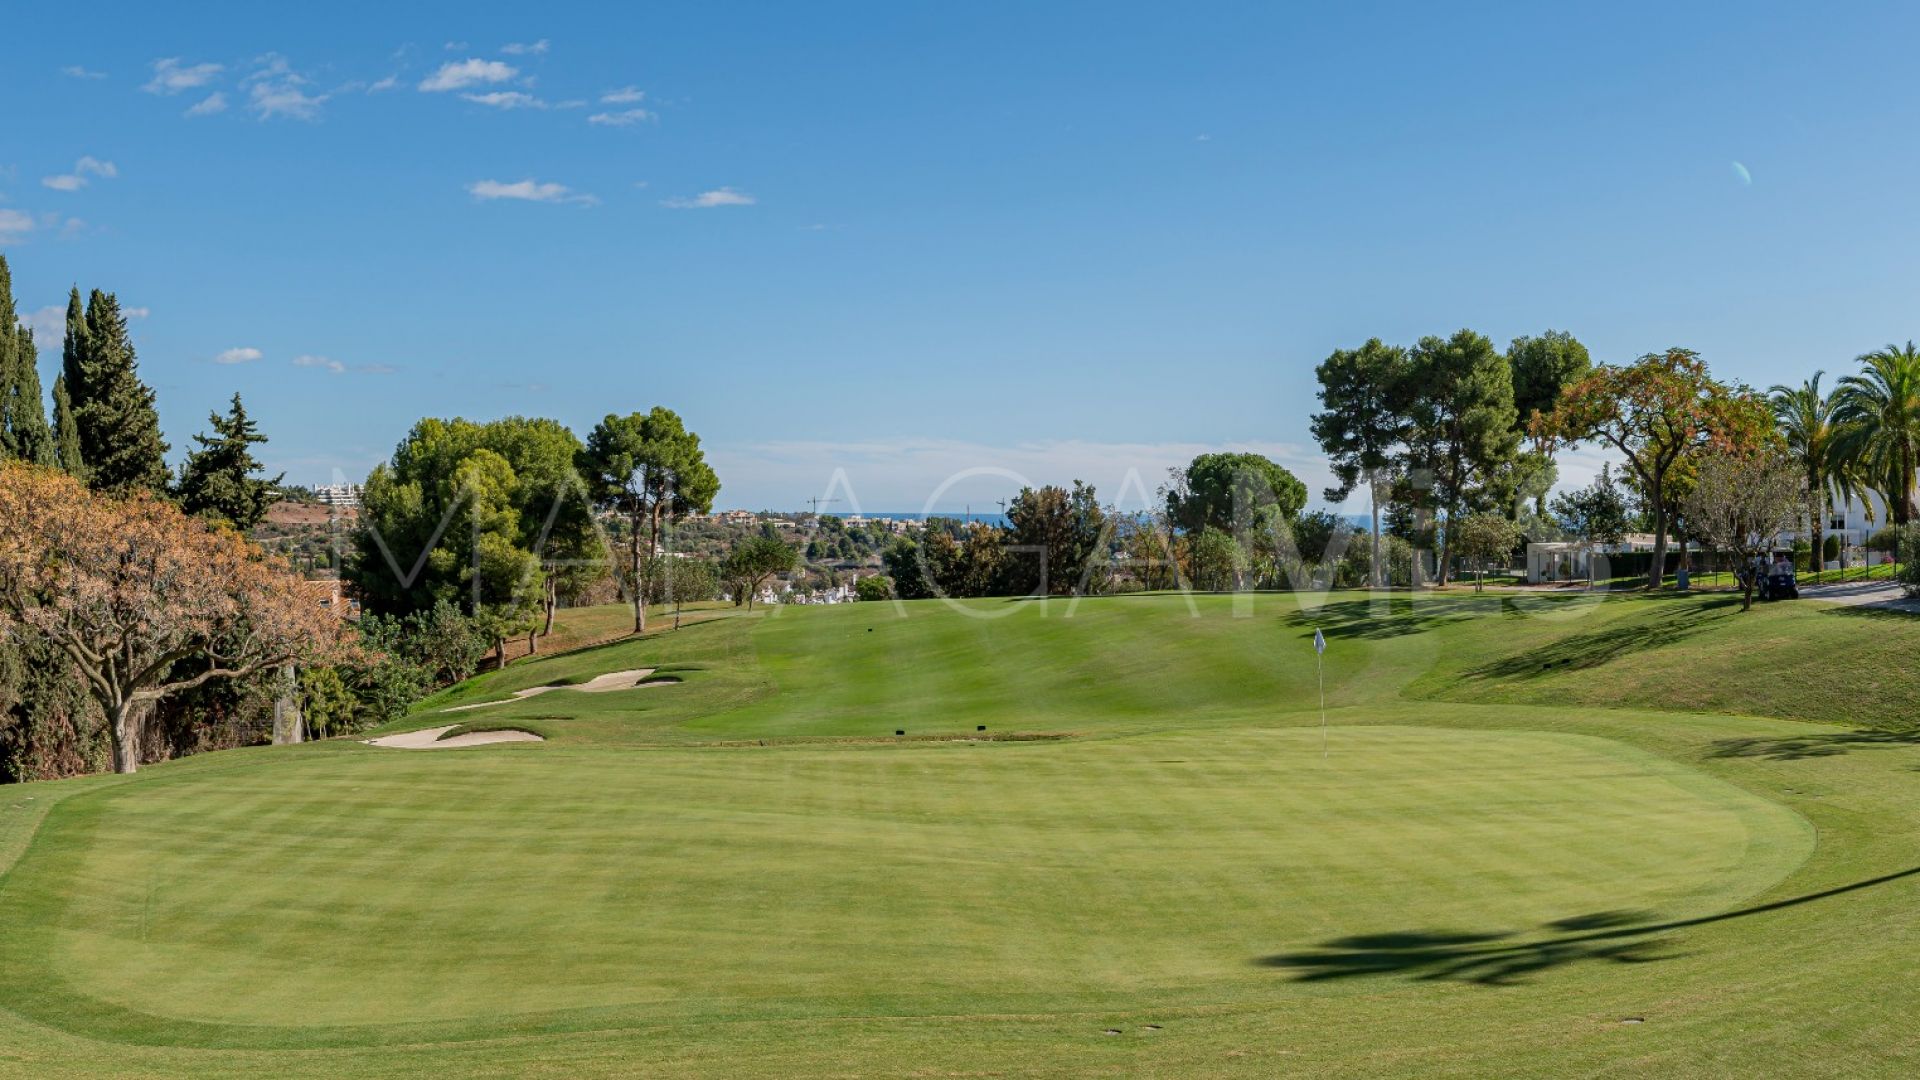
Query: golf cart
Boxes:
[{"xmin": 1748, "ymin": 548, "xmax": 1799, "ymax": 602}]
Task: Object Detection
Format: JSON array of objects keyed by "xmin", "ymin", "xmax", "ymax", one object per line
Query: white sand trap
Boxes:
[
  {"xmin": 366, "ymin": 725, "xmax": 545, "ymax": 749},
  {"xmin": 441, "ymin": 668, "xmax": 671, "ymax": 713}
]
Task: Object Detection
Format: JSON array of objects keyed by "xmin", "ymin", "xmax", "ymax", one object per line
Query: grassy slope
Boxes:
[{"xmin": 3, "ymin": 592, "xmax": 1920, "ymax": 1077}]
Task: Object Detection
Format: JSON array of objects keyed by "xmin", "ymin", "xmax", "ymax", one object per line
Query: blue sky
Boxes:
[{"xmin": 4, "ymin": 1, "xmax": 1919, "ymax": 512}]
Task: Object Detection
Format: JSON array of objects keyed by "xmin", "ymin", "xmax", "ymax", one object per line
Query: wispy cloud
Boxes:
[
  {"xmin": 292, "ymin": 354, "xmax": 395, "ymax": 376},
  {"xmin": 19, "ymin": 305, "xmax": 67, "ymax": 347},
  {"xmin": 243, "ymin": 54, "xmax": 328, "ymax": 120},
  {"xmin": 462, "ymin": 91, "xmax": 547, "ymax": 109},
  {"xmin": 466, "ymin": 178, "xmax": 597, "ymax": 205},
  {"xmin": 185, "ymin": 92, "xmax": 228, "ymax": 117},
  {"xmin": 600, "ymin": 86, "xmax": 644, "ymax": 104},
  {"xmin": 61, "ymin": 65, "xmax": 108, "ymax": 80},
  {"xmin": 215, "ymin": 346, "xmax": 263, "ymax": 365},
  {"xmin": 124, "ymin": 306, "xmax": 150, "ymax": 319},
  {"xmin": 662, "ymin": 186, "xmax": 755, "ymax": 209},
  {"xmin": 588, "ymin": 108, "xmax": 652, "ymax": 127},
  {"xmin": 419, "ymin": 58, "xmax": 516, "ymax": 92},
  {"xmin": 500, "ymin": 40, "xmax": 550, "ymax": 56},
  {"xmin": 143, "ymin": 57, "xmax": 223, "ymax": 95},
  {"xmin": 0, "ymin": 209, "xmax": 37, "ymax": 242},
  {"xmin": 367, "ymin": 74, "xmax": 400, "ymax": 93},
  {"xmin": 41, "ymin": 156, "xmax": 117, "ymax": 192},
  {"xmin": 293, "ymin": 354, "xmax": 346, "ymax": 374}
]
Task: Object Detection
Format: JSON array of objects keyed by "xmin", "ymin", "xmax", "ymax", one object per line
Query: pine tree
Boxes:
[
  {"xmin": 50, "ymin": 374, "xmax": 85, "ymax": 476},
  {"xmin": 73, "ymin": 289, "xmax": 170, "ymax": 496},
  {"xmin": 177, "ymin": 393, "xmax": 282, "ymax": 529},
  {"xmin": 9, "ymin": 325, "xmax": 56, "ymax": 466}
]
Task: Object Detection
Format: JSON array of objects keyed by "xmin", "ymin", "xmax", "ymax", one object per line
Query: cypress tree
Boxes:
[
  {"xmin": 0, "ymin": 254, "xmax": 18, "ymax": 460},
  {"xmin": 74, "ymin": 289, "xmax": 170, "ymax": 496},
  {"xmin": 177, "ymin": 392, "xmax": 282, "ymax": 529},
  {"xmin": 60, "ymin": 287, "xmax": 89, "ymax": 413},
  {"xmin": 50, "ymin": 375, "xmax": 85, "ymax": 476},
  {"xmin": 9, "ymin": 325, "xmax": 56, "ymax": 466}
]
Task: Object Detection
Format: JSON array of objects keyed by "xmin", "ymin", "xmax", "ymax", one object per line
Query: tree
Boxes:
[
  {"xmin": 1401, "ymin": 329, "xmax": 1520, "ymax": 584},
  {"xmin": 1549, "ymin": 465, "xmax": 1631, "ymax": 587},
  {"xmin": 1683, "ymin": 451, "xmax": 1806, "ymax": 610},
  {"xmin": 1451, "ymin": 512, "xmax": 1522, "ymax": 592},
  {"xmin": 1535, "ymin": 348, "xmax": 1772, "ymax": 589},
  {"xmin": 177, "ymin": 393, "xmax": 283, "ymax": 529},
  {"xmin": 1311, "ymin": 338, "xmax": 1413, "ymax": 587},
  {"xmin": 882, "ymin": 538, "xmax": 934, "ymax": 599},
  {"xmin": 1185, "ymin": 527, "xmax": 1243, "ymax": 591},
  {"xmin": 1006, "ymin": 481, "xmax": 1108, "ymax": 595},
  {"xmin": 722, "ymin": 534, "xmax": 796, "ymax": 610},
  {"xmin": 50, "ymin": 374, "xmax": 84, "ymax": 476},
  {"xmin": 1834, "ymin": 341, "xmax": 1920, "ymax": 526},
  {"xmin": 1507, "ymin": 331, "xmax": 1592, "ymax": 432},
  {"xmin": 0, "ymin": 463, "xmax": 340, "ymax": 773},
  {"xmin": 69, "ymin": 290, "xmax": 170, "ymax": 496},
  {"xmin": 855, "ymin": 574, "xmax": 894, "ymax": 601},
  {"xmin": 580, "ymin": 408, "xmax": 720, "ymax": 633},
  {"xmin": 0, "ymin": 256, "xmax": 56, "ymax": 466},
  {"xmin": 1166, "ymin": 452, "xmax": 1307, "ymax": 538},
  {"xmin": 1768, "ymin": 373, "xmax": 1852, "ymax": 577}
]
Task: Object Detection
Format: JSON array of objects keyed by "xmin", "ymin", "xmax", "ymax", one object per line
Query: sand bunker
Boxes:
[
  {"xmin": 365, "ymin": 725, "xmax": 545, "ymax": 749},
  {"xmin": 441, "ymin": 668, "xmax": 672, "ymax": 713}
]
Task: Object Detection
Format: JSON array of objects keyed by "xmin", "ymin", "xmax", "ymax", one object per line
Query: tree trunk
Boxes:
[
  {"xmin": 495, "ymin": 638, "xmax": 506, "ymax": 667},
  {"xmin": 108, "ymin": 698, "xmax": 139, "ymax": 774},
  {"xmin": 528, "ymin": 629, "xmax": 538, "ymax": 655},
  {"xmin": 1436, "ymin": 510, "xmax": 1453, "ymax": 586},
  {"xmin": 1368, "ymin": 472, "xmax": 1383, "ymax": 590},
  {"xmin": 641, "ymin": 507, "xmax": 656, "ymax": 630},
  {"xmin": 1647, "ymin": 492, "xmax": 1669, "ymax": 590},
  {"xmin": 542, "ymin": 576, "xmax": 558, "ymax": 637},
  {"xmin": 1810, "ymin": 492, "xmax": 1824, "ymax": 581}
]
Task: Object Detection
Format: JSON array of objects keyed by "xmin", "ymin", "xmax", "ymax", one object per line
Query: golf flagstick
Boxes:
[{"xmin": 1313, "ymin": 627, "xmax": 1327, "ymax": 758}]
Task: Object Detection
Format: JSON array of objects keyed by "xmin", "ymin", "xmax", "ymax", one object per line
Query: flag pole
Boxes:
[{"xmin": 1313, "ymin": 627, "xmax": 1328, "ymax": 759}]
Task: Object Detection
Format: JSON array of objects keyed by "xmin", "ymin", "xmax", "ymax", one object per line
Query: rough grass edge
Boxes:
[{"xmin": 435, "ymin": 720, "xmax": 555, "ymax": 742}]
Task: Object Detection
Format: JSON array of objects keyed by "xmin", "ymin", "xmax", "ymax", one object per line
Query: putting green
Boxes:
[{"xmin": 1, "ymin": 724, "xmax": 1807, "ymax": 1042}]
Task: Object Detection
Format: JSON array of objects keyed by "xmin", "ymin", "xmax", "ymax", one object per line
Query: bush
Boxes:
[
  {"xmin": 1895, "ymin": 524, "xmax": 1920, "ymax": 597},
  {"xmin": 1823, "ymin": 534, "xmax": 1842, "ymax": 564},
  {"xmin": 855, "ymin": 575, "xmax": 895, "ymax": 601}
]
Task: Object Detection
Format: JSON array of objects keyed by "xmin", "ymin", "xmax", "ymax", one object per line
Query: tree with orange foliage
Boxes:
[
  {"xmin": 1532, "ymin": 349, "xmax": 1774, "ymax": 590},
  {"xmin": 0, "ymin": 462, "xmax": 342, "ymax": 773}
]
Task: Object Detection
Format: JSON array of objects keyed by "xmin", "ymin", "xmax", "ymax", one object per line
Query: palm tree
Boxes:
[
  {"xmin": 1835, "ymin": 342, "xmax": 1920, "ymax": 526},
  {"xmin": 1769, "ymin": 372, "xmax": 1848, "ymax": 573}
]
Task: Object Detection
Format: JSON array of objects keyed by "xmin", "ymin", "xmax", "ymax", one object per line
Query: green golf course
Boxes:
[{"xmin": 4, "ymin": 590, "xmax": 1919, "ymax": 1077}]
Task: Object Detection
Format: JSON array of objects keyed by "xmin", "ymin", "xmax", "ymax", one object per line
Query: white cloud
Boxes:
[
  {"xmin": 123, "ymin": 306, "xmax": 151, "ymax": 319},
  {"xmin": 367, "ymin": 74, "xmax": 399, "ymax": 93},
  {"xmin": 0, "ymin": 209, "xmax": 37, "ymax": 240},
  {"xmin": 41, "ymin": 156, "xmax": 117, "ymax": 191},
  {"xmin": 185, "ymin": 91, "xmax": 228, "ymax": 117},
  {"xmin": 243, "ymin": 55, "xmax": 328, "ymax": 120},
  {"xmin": 443, "ymin": 41, "xmax": 468, "ymax": 52},
  {"xmin": 662, "ymin": 186, "xmax": 755, "ymax": 209},
  {"xmin": 418, "ymin": 58, "xmax": 517, "ymax": 92},
  {"xmin": 500, "ymin": 40, "xmax": 550, "ymax": 56},
  {"xmin": 600, "ymin": 86, "xmax": 644, "ymax": 104},
  {"xmin": 588, "ymin": 108, "xmax": 652, "ymax": 126},
  {"xmin": 466, "ymin": 178, "xmax": 597, "ymax": 205},
  {"xmin": 19, "ymin": 305, "xmax": 66, "ymax": 347},
  {"xmin": 462, "ymin": 91, "xmax": 546, "ymax": 109},
  {"xmin": 293, "ymin": 354, "xmax": 346, "ymax": 374},
  {"xmin": 215, "ymin": 346, "xmax": 263, "ymax": 365},
  {"xmin": 144, "ymin": 58, "xmax": 223, "ymax": 95},
  {"xmin": 61, "ymin": 65, "xmax": 107, "ymax": 80}
]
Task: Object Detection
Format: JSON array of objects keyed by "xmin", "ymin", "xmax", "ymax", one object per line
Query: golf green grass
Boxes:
[{"xmin": 3, "ymin": 590, "xmax": 1919, "ymax": 1077}]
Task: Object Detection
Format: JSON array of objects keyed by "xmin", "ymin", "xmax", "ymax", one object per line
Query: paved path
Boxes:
[{"xmin": 1798, "ymin": 579, "xmax": 1920, "ymax": 614}]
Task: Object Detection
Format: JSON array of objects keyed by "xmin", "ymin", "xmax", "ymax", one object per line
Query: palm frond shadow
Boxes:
[{"xmin": 1258, "ymin": 865, "xmax": 1920, "ymax": 985}]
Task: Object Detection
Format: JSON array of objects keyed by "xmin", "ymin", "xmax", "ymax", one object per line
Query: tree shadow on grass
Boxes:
[
  {"xmin": 1287, "ymin": 596, "xmax": 1487, "ymax": 641},
  {"xmin": 1708, "ymin": 729, "xmax": 1920, "ymax": 761},
  {"xmin": 1257, "ymin": 865, "xmax": 1920, "ymax": 985},
  {"xmin": 1456, "ymin": 598, "xmax": 1740, "ymax": 683}
]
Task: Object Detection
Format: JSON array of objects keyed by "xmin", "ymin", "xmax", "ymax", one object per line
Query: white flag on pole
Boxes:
[{"xmin": 1313, "ymin": 628, "xmax": 1326, "ymax": 655}]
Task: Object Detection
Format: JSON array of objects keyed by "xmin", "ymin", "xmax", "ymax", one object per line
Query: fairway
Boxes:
[{"xmin": 4, "ymin": 592, "xmax": 1920, "ymax": 1077}]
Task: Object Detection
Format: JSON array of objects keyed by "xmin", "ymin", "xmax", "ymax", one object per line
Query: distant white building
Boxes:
[{"xmin": 314, "ymin": 483, "xmax": 362, "ymax": 508}]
